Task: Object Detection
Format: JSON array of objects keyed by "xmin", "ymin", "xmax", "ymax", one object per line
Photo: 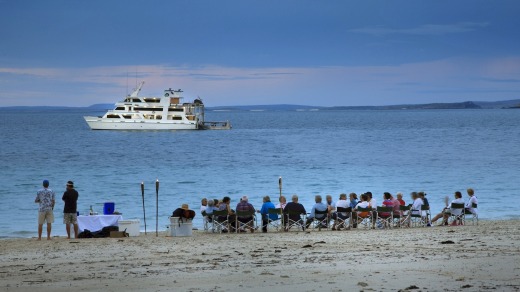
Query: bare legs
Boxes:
[
  {"xmin": 65, "ymin": 224, "xmax": 79, "ymax": 239},
  {"xmin": 38, "ymin": 223, "xmax": 52, "ymax": 240}
]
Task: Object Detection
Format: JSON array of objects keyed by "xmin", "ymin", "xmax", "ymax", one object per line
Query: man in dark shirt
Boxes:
[
  {"xmin": 283, "ymin": 195, "xmax": 306, "ymax": 231},
  {"xmin": 62, "ymin": 181, "xmax": 79, "ymax": 239},
  {"xmin": 236, "ymin": 196, "xmax": 256, "ymax": 232}
]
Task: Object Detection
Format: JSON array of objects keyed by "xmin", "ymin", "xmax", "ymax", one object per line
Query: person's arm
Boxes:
[{"xmin": 35, "ymin": 194, "xmax": 40, "ymax": 203}]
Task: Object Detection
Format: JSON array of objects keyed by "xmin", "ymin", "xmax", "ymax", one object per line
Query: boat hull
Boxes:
[{"xmin": 84, "ymin": 116, "xmax": 198, "ymax": 130}]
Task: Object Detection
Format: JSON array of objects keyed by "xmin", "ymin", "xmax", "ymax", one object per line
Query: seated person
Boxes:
[
  {"xmin": 305, "ymin": 195, "xmax": 329, "ymax": 228},
  {"xmin": 258, "ymin": 195, "xmax": 277, "ymax": 233},
  {"xmin": 171, "ymin": 204, "xmax": 196, "ymax": 222},
  {"xmin": 218, "ymin": 196, "xmax": 236, "ymax": 232},
  {"xmin": 200, "ymin": 198, "xmax": 208, "ymax": 224},
  {"xmin": 331, "ymin": 193, "xmax": 350, "ymax": 230},
  {"xmin": 410, "ymin": 192, "xmax": 423, "ymax": 216},
  {"xmin": 203, "ymin": 199, "xmax": 216, "ymax": 223},
  {"xmin": 236, "ymin": 195, "xmax": 255, "ymax": 232},
  {"xmin": 349, "ymin": 193, "xmax": 358, "ymax": 209},
  {"xmin": 379, "ymin": 192, "xmax": 394, "ymax": 218},
  {"xmin": 431, "ymin": 191, "xmax": 464, "ymax": 225},
  {"xmin": 465, "ymin": 188, "xmax": 478, "ymax": 215},
  {"xmin": 283, "ymin": 195, "xmax": 306, "ymax": 231},
  {"xmin": 396, "ymin": 192, "xmax": 405, "ymax": 206},
  {"xmin": 276, "ymin": 195, "xmax": 287, "ymax": 209},
  {"xmin": 353, "ymin": 193, "xmax": 371, "ymax": 224},
  {"xmin": 390, "ymin": 193, "xmax": 401, "ymax": 217}
]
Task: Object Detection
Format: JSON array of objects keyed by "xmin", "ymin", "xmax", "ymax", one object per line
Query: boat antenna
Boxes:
[{"xmin": 130, "ymin": 81, "xmax": 145, "ymax": 97}]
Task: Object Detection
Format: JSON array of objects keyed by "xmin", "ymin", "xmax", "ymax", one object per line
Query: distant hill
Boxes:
[
  {"xmin": 2, "ymin": 99, "xmax": 519, "ymax": 111},
  {"xmin": 473, "ymin": 99, "xmax": 520, "ymax": 109}
]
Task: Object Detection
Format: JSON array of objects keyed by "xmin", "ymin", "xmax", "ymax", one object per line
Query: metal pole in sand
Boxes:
[
  {"xmin": 141, "ymin": 182, "xmax": 147, "ymax": 235},
  {"xmin": 279, "ymin": 177, "xmax": 283, "ymax": 231},
  {"xmin": 156, "ymin": 179, "xmax": 159, "ymax": 237}
]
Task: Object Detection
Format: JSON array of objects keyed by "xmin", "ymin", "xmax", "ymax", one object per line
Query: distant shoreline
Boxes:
[{"xmin": 1, "ymin": 98, "xmax": 520, "ymax": 111}]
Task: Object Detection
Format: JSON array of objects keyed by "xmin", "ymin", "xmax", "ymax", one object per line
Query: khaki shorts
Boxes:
[
  {"xmin": 38, "ymin": 211, "xmax": 54, "ymax": 224},
  {"xmin": 63, "ymin": 213, "xmax": 78, "ymax": 225}
]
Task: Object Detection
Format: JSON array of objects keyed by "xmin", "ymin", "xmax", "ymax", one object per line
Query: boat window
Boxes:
[
  {"xmin": 143, "ymin": 98, "xmax": 160, "ymax": 103},
  {"xmin": 122, "ymin": 115, "xmax": 132, "ymax": 119},
  {"xmin": 156, "ymin": 115, "xmax": 162, "ymax": 119},
  {"xmin": 107, "ymin": 114, "xmax": 121, "ymax": 119},
  {"xmin": 168, "ymin": 108, "xmax": 184, "ymax": 112},
  {"xmin": 132, "ymin": 98, "xmax": 141, "ymax": 102},
  {"xmin": 134, "ymin": 107, "xmax": 162, "ymax": 111},
  {"xmin": 171, "ymin": 116, "xmax": 182, "ymax": 120},
  {"xmin": 115, "ymin": 107, "xmax": 125, "ymax": 110}
]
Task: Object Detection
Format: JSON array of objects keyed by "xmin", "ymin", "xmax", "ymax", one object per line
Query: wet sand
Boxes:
[{"xmin": 1, "ymin": 220, "xmax": 519, "ymax": 291}]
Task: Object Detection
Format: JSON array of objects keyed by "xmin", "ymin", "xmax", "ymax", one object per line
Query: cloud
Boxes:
[
  {"xmin": 1, "ymin": 56, "xmax": 519, "ymax": 107},
  {"xmin": 350, "ymin": 22, "xmax": 489, "ymax": 36}
]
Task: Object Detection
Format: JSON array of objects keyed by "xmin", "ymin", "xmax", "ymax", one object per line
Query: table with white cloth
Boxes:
[{"xmin": 77, "ymin": 215, "xmax": 123, "ymax": 232}]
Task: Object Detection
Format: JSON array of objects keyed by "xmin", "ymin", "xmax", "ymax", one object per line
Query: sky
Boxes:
[{"xmin": 0, "ymin": 0, "xmax": 519, "ymax": 107}]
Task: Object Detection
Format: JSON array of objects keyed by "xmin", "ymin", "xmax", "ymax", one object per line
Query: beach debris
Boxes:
[
  {"xmin": 357, "ymin": 281, "xmax": 368, "ymax": 287},
  {"xmin": 274, "ymin": 250, "xmax": 281, "ymax": 253},
  {"xmin": 398, "ymin": 285, "xmax": 419, "ymax": 291},
  {"xmin": 280, "ymin": 275, "xmax": 289, "ymax": 278},
  {"xmin": 461, "ymin": 284, "xmax": 473, "ymax": 289},
  {"xmin": 441, "ymin": 240, "xmax": 455, "ymax": 244},
  {"xmin": 314, "ymin": 241, "xmax": 326, "ymax": 245},
  {"xmin": 301, "ymin": 244, "xmax": 313, "ymax": 248}
]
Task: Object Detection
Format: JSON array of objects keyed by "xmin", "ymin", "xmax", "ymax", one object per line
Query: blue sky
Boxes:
[{"xmin": 1, "ymin": 0, "xmax": 519, "ymax": 106}]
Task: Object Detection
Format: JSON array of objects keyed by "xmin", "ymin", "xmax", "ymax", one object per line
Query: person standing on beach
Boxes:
[
  {"xmin": 35, "ymin": 179, "xmax": 55, "ymax": 240},
  {"xmin": 62, "ymin": 181, "xmax": 79, "ymax": 239}
]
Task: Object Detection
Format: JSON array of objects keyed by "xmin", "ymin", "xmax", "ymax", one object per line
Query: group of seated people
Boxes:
[{"xmin": 199, "ymin": 188, "xmax": 478, "ymax": 232}]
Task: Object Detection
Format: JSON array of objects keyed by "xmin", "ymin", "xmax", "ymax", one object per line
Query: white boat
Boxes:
[{"xmin": 84, "ymin": 81, "xmax": 231, "ymax": 130}]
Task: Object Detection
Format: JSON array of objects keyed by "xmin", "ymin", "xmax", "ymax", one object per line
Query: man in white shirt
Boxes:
[
  {"xmin": 331, "ymin": 193, "xmax": 349, "ymax": 230},
  {"xmin": 431, "ymin": 191, "xmax": 464, "ymax": 225},
  {"xmin": 465, "ymin": 188, "xmax": 478, "ymax": 215}
]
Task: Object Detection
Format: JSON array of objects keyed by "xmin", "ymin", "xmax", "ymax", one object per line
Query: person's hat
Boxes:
[
  {"xmin": 181, "ymin": 204, "xmax": 189, "ymax": 210},
  {"xmin": 67, "ymin": 181, "xmax": 74, "ymax": 187},
  {"xmin": 43, "ymin": 179, "xmax": 49, "ymax": 186},
  {"xmin": 241, "ymin": 195, "xmax": 249, "ymax": 202}
]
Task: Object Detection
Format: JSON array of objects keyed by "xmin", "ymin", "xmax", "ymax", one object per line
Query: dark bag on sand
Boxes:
[
  {"xmin": 91, "ymin": 226, "xmax": 119, "ymax": 238},
  {"xmin": 78, "ymin": 229, "xmax": 93, "ymax": 238},
  {"xmin": 171, "ymin": 208, "xmax": 196, "ymax": 222}
]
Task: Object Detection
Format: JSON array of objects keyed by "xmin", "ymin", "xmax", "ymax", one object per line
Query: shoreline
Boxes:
[{"xmin": 1, "ymin": 219, "xmax": 519, "ymax": 291}]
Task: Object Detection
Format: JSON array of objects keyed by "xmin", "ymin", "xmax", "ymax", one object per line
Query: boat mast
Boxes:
[{"xmin": 129, "ymin": 81, "xmax": 145, "ymax": 97}]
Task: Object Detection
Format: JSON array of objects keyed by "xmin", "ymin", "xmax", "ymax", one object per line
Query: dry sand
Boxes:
[{"xmin": 1, "ymin": 220, "xmax": 519, "ymax": 292}]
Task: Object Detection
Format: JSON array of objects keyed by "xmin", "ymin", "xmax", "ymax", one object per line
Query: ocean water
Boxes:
[{"xmin": 0, "ymin": 108, "xmax": 519, "ymax": 238}]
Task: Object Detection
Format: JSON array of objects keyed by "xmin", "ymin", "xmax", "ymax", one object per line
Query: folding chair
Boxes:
[
  {"xmin": 354, "ymin": 207, "xmax": 372, "ymax": 229},
  {"xmin": 266, "ymin": 208, "xmax": 282, "ymax": 232},
  {"xmin": 398, "ymin": 205, "xmax": 411, "ymax": 228},
  {"xmin": 333, "ymin": 207, "xmax": 351, "ymax": 230},
  {"xmin": 375, "ymin": 206, "xmax": 393, "ymax": 229},
  {"xmin": 464, "ymin": 203, "xmax": 478, "ymax": 225},
  {"xmin": 421, "ymin": 205, "xmax": 431, "ymax": 226},
  {"xmin": 202, "ymin": 210, "xmax": 212, "ymax": 232},
  {"xmin": 447, "ymin": 203, "xmax": 465, "ymax": 226},
  {"xmin": 211, "ymin": 210, "xmax": 230, "ymax": 233},
  {"xmin": 285, "ymin": 210, "xmax": 306, "ymax": 231},
  {"xmin": 309, "ymin": 209, "xmax": 330, "ymax": 231},
  {"xmin": 235, "ymin": 210, "xmax": 257, "ymax": 233}
]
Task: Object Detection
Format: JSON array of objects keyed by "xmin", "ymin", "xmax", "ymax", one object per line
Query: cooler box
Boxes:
[
  {"xmin": 169, "ymin": 217, "xmax": 192, "ymax": 237},
  {"xmin": 118, "ymin": 219, "xmax": 140, "ymax": 236},
  {"xmin": 103, "ymin": 202, "xmax": 115, "ymax": 215}
]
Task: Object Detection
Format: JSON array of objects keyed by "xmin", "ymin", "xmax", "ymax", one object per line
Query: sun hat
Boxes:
[
  {"xmin": 241, "ymin": 195, "xmax": 248, "ymax": 202},
  {"xmin": 67, "ymin": 181, "xmax": 74, "ymax": 187},
  {"xmin": 181, "ymin": 204, "xmax": 189, "ymax": 210},
  {"xmin": 43, "ymin": 180, "xmax": 49, "ymax": 186}
]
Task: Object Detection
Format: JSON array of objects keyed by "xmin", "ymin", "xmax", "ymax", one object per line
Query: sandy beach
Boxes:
[{"xmin": 1, "ymin": 220, "xmax": 519, "ymax": 292}]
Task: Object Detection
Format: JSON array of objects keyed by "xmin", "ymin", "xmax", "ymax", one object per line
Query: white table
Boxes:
[{"xmin": 77, "ymin": 215, "xmax": 123, "ymax": 232}]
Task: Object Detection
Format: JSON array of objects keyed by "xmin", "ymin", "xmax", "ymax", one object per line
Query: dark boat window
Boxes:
[
  {"xmin": 172, "ymin": 116, "xmax": 182, "ymax": 120},
  {"xmin": 122, "ymin": 115, "xmax": 132, "ymax": 119},
  {"xmin": 168, "ymin": 108, "xmax": 184, "ymax": 112},
  {"xmin": 132, "ymin": 98, "xmax": 141, "ymax": 102},
  {"xmin": 143, "ymin": 98, "xmax": 160, "ymax": 103},
  {"xmin": 107, "ymin": 114, "xmax": 121, "ymax": 119},
  {"xmin": 115, "ymin": 107, "xmax": 125, "ymax": 110},
  {"xmin": 134, "ymin": 107, "xmax": 162, "ymax": 111}
]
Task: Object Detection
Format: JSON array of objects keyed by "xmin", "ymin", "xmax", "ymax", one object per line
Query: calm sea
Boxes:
[{"xmin": 0, "ymin": 108, "xmax": 518, "ymax": 238}]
